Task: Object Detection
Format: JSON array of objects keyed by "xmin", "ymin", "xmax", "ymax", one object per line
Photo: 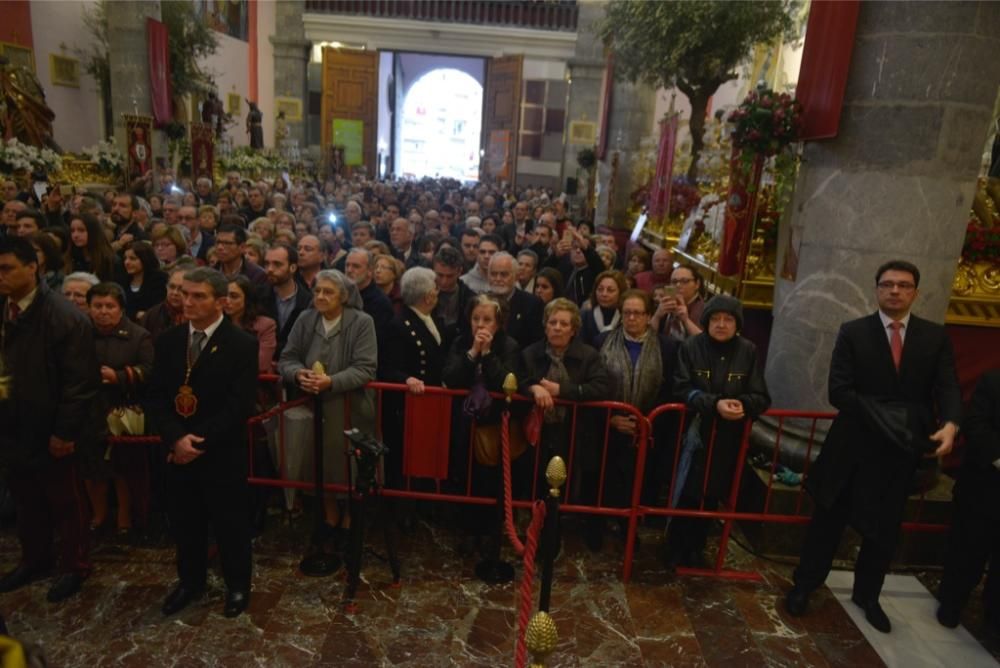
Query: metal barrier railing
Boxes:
[{"xmin": 109, "ymin": 377, "xmax": 952, "ymax": 585}]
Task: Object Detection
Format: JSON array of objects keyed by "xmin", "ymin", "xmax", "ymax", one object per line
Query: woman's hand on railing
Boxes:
[
  {"xmin": 405, "ymin": 377, "xmax": 426, "ymax": 394},
  {"xmin": 610, "ymin": 414, "xmax": 638, "ymax": 436},
  {"xmin": 716, "ymin": 398, "xmax": 745, "ymax": 421},
  {"xmin": 539, "ymin": 378, "xmax": 560, "ymax": 398},
  {"xmin": 529, "ymin": 384, "xmax": 553, "ymax": 410}
]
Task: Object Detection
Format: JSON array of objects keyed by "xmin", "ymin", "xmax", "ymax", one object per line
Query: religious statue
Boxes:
[
  {"xmin": 0, "ymin": 55, "xmax": 61, "ymax": 152},
  {"xmin": 275, "ymin": 110, "xmax": 288, "ymax": 145},
  {"xmin": 201, "ymin": 91, "xmax": 227, "ymax": 139},
  {"xmin": 128, "ymin": 124, "xmax": 153, "ymax": 183},
  {"xmin": 246, "ymin": 100, "xmax": 263, "ymax": 150}
]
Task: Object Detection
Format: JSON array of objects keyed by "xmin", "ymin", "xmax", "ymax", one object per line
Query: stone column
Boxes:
[
  {"xmin": 593, "ymin": 78, "xmax": 656, "ymax": 228},
  {"xmin": 765, "ymin": 1, "xmax": 1000, "ymax": 432},
  {"xmin": 562, "ymin": 1, "xmax": 606, "ymax": 214},
  {"xmin": 270, "ymin": 0, "xmax": 310, "ymax": 147},
  {"xmin": 107, "ymin": 1, "xmax": 165, "ymax": 161}
]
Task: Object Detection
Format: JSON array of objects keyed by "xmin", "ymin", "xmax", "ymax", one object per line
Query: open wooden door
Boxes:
[
  {"xmin": 482, "ymin": 55, "xmax": 523, "ymax": 186},
  {"xmin": 321, "ymin": 48, "xmax": 378, "ymax": 176}
]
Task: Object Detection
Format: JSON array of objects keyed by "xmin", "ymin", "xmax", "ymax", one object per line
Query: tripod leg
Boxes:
[
  {"xmin": 380, "ymin": 491, "xmax": 401, "ymax": 585},
  {"xmin": 343, "ymin": 493, "xmax": 365, "ymax": 612}
]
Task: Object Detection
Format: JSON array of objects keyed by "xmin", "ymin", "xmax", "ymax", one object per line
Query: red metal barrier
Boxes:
[
  {"xmin": 628, "ymin": 406, "xmax": 951, "ymax": 582},
  {"xmin": 108, "ymin": 377, "xmax": 952, "ymax": 584}
]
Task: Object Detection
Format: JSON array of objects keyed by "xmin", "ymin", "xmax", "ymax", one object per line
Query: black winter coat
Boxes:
[
  {"xmin": 673, "ymin": 333, "xmax": 770, "ymax": 500},
  {"xmin": 442, "ymin": 330, "xmax": 522, "ymax": 426},
  {"xmin": 953, "ymin": 370, "xmax": 1000, "ymax": 518},
  {"xmin": 0, "ymin": 283, "xmax": 102, "ymax": 472}
]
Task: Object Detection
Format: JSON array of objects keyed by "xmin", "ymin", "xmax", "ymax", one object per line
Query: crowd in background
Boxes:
[{"xmin": 0, "ymin": 169, "xmax": 769, "ymax": 572}]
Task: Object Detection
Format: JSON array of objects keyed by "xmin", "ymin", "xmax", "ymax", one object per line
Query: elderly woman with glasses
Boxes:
[
  {"xmin": 595, "ymin": 289, "xmax": 677, "ymax": 546},
  {"xmin": 278, "ymin": 269, "xmax": 377, "ymax": 534}
]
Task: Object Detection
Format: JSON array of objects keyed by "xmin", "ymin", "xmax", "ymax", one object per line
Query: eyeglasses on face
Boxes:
[{"xmin": 877, "ymin": 281, "xmax": 916, "ymax": 291}]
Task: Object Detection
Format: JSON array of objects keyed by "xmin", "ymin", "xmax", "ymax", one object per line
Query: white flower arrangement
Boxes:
[
  {"xmin": 220, "ymin": 146, "xmax": 288, "ymax": 174},
  {"xmin": 82, "ymin": 140, "xmax": 124, "ymax": 173},
  {"xmin": 0, "ymin": 138, "xmax": 63, "ymax": 174}
]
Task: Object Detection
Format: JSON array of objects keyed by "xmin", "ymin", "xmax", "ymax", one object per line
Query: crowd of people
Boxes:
[{"xmin": 0, "ymin": 172, "xmax": 996, "ymax": 639}]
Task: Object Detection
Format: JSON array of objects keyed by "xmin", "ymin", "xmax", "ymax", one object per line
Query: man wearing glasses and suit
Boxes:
[{"xmin": 785, "ymin": 260, "xmax": 962, "ymax": 634}]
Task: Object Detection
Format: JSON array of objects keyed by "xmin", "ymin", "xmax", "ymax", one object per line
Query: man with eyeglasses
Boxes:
[{"xmin": 786, "ymin": 259, "xmax": 961, "ymax": 635}]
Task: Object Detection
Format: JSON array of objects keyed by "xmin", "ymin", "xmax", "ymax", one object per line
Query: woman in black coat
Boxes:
[
  {"xmin": 118, "ymin": 240, "xmax": 166, "ymax": 321},
  {"xmin": 668, "ymin": 295, "xmax": 770, "ymax": 567},
  {"xmin": 442, "ymin": 293, "xmax": 523, "ymax": 554},
  {"xmin": 520, "ymin": 297, "xmax": 609, "ymax": 549},
  {"xmin": 85, "ymin": 282, "xmax": 154, "ymax": 534}
]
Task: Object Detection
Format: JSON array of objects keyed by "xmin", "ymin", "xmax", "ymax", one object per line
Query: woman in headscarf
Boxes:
[{"xmin": 278, "ymin": 269, "xmax": 377, "ymax": 534}]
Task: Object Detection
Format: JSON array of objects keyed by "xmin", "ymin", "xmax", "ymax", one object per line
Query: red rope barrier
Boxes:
[
  {"xmin": 515, "ymin": 501, "xmax": 546, "ymax": 668},
  {"xmin": 500, "ymin": 410, "xmax": 526, "ymax": 556}
]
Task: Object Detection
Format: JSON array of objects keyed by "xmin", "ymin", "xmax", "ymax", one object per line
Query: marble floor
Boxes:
[{"xmin": 1, "ymin": 509, "xmax": 998, "ymax": 667}]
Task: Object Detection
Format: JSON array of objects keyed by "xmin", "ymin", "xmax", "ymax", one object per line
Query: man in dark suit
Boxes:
[
  {"xmin": 785, "ymin": 260, "xmax": 961, "ymax": 633},
  {"xmin": 488, "ymin": 251, "xmax": 544, "ymax": 348},
  {"xmin": 146, "ymin": 267, "xmax": 258, "ymax": 618},
  {"xmin": 344, "ymin": 248, "xmax": 394, "ymax": 377},
  {"xmin": 937, "ymin": 369, "xmax": 1000, "ymax": 631}
]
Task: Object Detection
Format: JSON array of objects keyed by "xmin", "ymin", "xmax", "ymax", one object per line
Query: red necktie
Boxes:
[
  {"xmin": 8, "ymin": 303, "xmax": 19, "ymax": 321},
  {"xmin": 889, "ymin": 321, "xmax": 903, "ymax": 371}
]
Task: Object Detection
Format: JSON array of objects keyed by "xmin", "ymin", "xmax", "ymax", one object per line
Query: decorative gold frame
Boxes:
[
  {"xmin": 0, "ymin": 42, "xmax": 35, "ymax": 72},
  {"xmin": 227, "ymin": 93, "xmax": 242, "ymax": 115},
  {"xmin": 568, "ymin": 120, "xmax": 596, "ymax": 145},
  {"xmin": 49, "ymin": 54, "xmax": 80, "ymax": 88},
  {"xmin": 275, "ymin": 97, "xmax": 303, "ymax": 122}
]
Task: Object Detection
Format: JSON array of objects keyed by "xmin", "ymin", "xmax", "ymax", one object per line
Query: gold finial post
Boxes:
[
  {"xmin": 545, "ymin": 456, "xmax": 567, "ymax": 498},
  {"xmin": 502, "ymin": 372, "xmax": 517, "ymax": 405},
  {"xmin": 525, "ymin": 611, "xmax": 559, "ymax": 668}
]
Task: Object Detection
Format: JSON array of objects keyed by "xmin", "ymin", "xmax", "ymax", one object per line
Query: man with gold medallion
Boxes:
[{"xmin": 146, "ymin": 267, "xmax": 258, "ymax": 618}]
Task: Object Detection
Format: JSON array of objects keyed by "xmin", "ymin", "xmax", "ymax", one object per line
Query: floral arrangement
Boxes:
[
  {"xmin": 219, "ymin": 146, "xmax": 288, "ymax": 174},
  {"xmin": 0, "ymin": 138, "xmax": 63, "ymax": 175},
  {"xmin": 82, "ymin": 140, "xmax": 124, "ymax": 174},
  {"xmin": 668, "ymin": 176, "xmax": 702, "ymax": 218},
  {"xmin": 730, "ymin": 87, "xmax": 803, "ymax": 157},
  {"xmin": 962, "ymin": 216, "xmax": 1000, "ymax": 264}
]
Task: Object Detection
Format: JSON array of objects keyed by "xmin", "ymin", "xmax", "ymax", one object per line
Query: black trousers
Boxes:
[
  {"xmin": 167, "ymin": 463, "xmax": 251, "ymax": 592},
  {"xmin": 793, "ymin": 479, "xmax": 896, "ymax": 603},
  {"xmin": 938, "ymin": 505, "xmax": 1000, "ymax": 615}
]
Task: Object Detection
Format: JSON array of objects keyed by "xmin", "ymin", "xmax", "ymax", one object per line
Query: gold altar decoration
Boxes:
[
  {"xmin": 948, "ymin": 177, "xmax": 1000, "ymax": 327},
  {"xmin": 525, "ymin": 611, "xmax": 558, "ymax": 668},
  {"xmin": 54, "ymin": 155, "xmax": 120, "ymax": 188}
]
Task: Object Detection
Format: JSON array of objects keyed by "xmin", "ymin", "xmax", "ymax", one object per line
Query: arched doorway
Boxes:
[{"xmin": 399, "ymin": 68, "xmax": 483, "ymax": 181}]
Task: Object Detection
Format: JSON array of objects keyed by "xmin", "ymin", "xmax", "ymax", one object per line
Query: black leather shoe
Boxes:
[
  {"xmin": 936, "ymin": 604, "xmax": 961, "ymax": 629},
  {"xmin": 46, "ymin": 573, "xmax": 85, "ymax": 603},
  {"xmin": 784, "ymin": 586, "xmax": 810, "ymax": 617},
  {"xmin": 223, "ymin": 590, "xmax": 250, "ymax": 618},
  {"xmin": 853, "ymin": 595, "xmax": 891, "ymax": 633},
  {"xmin": 0, "ymin": 565, "xmax": 49, "ymax": 593},
  {"xmin": 161, "ymin": 583, "xmax": 204, "ymax": 616}
]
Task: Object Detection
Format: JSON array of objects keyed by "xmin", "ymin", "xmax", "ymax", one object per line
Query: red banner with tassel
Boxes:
[
  {"xmin": 718, "ymin": 148, "xmax": 765, "ymax": 277},
  {"xmin": 647, "ymin": 114, "xmax": 679, "ymax": 220},
  {"xmin": 147, "ymin": 18, "xmax": 173, "ymax": 126}
]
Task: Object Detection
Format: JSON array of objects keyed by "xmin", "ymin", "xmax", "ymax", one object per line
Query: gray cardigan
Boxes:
[{"xmin": 278, "ymin": 307, "xmax": 377, "ymax": 394}]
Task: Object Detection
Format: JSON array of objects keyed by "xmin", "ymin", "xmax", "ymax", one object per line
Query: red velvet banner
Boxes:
[
  {"xmin": 648, "ymin": 114, "xmax": 679, "ymax": 219},
  {"xmin": 190, "ymin": 122, "xmax": 214, "ymax": 182},
  {"xmin": 147, "ymin": 18, "xmax": 173, "ymax": 126},
  {"xmin": 795, "ymin": 0, "xmax": 860, "ymax": 141},
  {"xmin": 718, "ymin": 148, "xmax": 764, "ymax": 277}
]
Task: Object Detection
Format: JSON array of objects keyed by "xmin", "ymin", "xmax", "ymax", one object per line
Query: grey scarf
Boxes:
[
  {"xmin": 544, "ymin": 344, "xmax": 570, "ymax": 423},
  {"xmin": 600, "ymin": 326, "xmax": 663, "ymax": 413}
]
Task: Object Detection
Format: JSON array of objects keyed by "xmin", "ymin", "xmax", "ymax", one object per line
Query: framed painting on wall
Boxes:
[
  {"xmin": 49, "ymin": 54, "xmax": 80, "ymax": 88},
  {"xmin": 275, "ymin": 97, "xmax": 303, "ymax": 122},
  {"xmin": 0, "ymin": 42, "xmax": 35, "ymax": 72},
  {"xmin": 227, "ymin": 93, "xmax": 242, "ymax": 116}
]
